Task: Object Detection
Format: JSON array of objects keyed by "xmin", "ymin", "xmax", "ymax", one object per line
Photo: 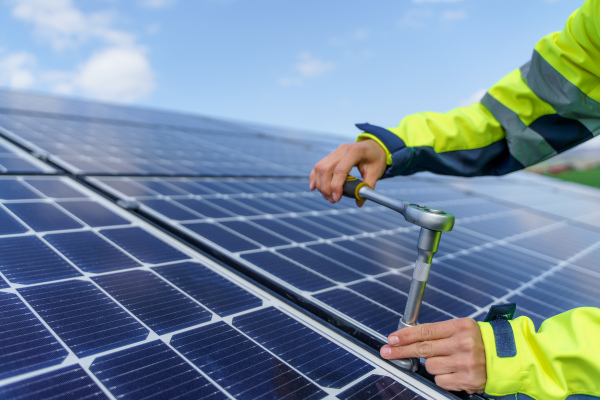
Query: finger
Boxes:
[
  {"xmin": 317, "ymin": 151, "xmax": 347, "ymax": 202},
  {"xmin": 388, "ymin": 320, "xmax": 457, "ymax": 346},
  {"xmin": 309, "ymin": 169, "xmax": 316, "ymax": 191},
  {"xmin": 424, "ymin": 356, "xmax": 457, "ymax": 375},
  {"xmin": 381, "ymin": 337, "xmax": 455, "ymax": 359},
  {"xmin": 330, "ymin": 159, "xmax": 360, "ymax": 203}
]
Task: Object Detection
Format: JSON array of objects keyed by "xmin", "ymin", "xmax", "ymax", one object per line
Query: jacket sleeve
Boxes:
[
  {"xmin": 477, "ymin": 307, "xmax": 600, "ymax": 400},
  {"xmin": 359, "ymin": 0, "xmax": 600, "ymax": 178}
]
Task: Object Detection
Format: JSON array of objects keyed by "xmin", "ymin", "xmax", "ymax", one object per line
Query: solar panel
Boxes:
[
  {"xmin": 0, "ymin": 112, "xmax": 331, "ymax": 176},
  {"xmin": 0, "ymin": 175, "xmax": 442, "ymax": 399},
  {"xmin": 91, "ymin": 174, "xmax": 600, "ymax": 341},
  {"xmin": 1, "ymin": 89, "xmax": 600, "ymax": 398}
]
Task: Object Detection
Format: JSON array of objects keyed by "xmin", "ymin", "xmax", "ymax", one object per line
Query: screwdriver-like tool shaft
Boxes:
[{"xmin": 342, "ymin": 176, "xmax": 454, "ymax": 371}]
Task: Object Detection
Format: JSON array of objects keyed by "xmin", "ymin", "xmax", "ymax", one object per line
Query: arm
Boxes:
[
  {"xmin": 380, "ymin": 308, "xmax": 600, "ymax": 398},
  {"xmin": 311, "ymin": 0, "xmax": 600, "ymax": 199}
]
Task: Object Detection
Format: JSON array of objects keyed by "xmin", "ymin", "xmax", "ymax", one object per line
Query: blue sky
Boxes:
[{"xmin": 0, "ymin": 0, "xmax": 583, "ymax": 139}]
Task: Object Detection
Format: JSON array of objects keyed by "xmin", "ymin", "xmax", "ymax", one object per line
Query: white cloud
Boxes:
[
  {"xmin": 295, "ymin": 52, "xmax": 334, "ymax": 78},
  {"xmin": 279, "ymin": 52, "xmax": 334, "ymax": 87},
  {"xmin": 6, "ymin": 0, "xmax": 157, "ymax": 103},
  {"xmin": 460, "ymin": 88, "xmax": 487, "ymax": 107},
  {"xmin": 42, "ymin": 46, "xmax": 155, "ymax": 102},
  {"xmin": 137, "ymin": 0, "xmax": 177, "ymax": 9},
  {"xmin": 10, "ymin": 0, "xmax": 134, "ymax": 50},
  {"xmin": 75, "ymin": 47, "xmax": 155, "ymax": 102},
  {"xmin": 0, "ymin": 51, "xmax": 36, "ymax": 89},
  {"xmin": 441, "ymin": 10, "xmax": 466, "ymax": 20}
]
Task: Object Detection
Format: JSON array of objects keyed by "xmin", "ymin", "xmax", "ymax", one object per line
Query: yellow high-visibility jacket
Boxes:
[{"xmin": 357, "ymin": 0, "xmax": 600, "ymax": 398}]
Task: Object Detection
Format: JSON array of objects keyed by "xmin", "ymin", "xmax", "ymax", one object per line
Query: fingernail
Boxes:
[
  {"xmin": 389, "ymin": 336, "xmax": 399, "ymax": 345},
  {"xmin": 380, "ymin": 346, "xmax": 391, "ymax": 358}
]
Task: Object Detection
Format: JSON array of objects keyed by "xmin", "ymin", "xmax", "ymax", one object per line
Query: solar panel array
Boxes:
[
  {"xmin": 0, "ymin": 175, "xmax": 439, "ymax": 399},
  {"xmin": 1, "ymin": 88, "xmax": 600, "ymax": 399}
]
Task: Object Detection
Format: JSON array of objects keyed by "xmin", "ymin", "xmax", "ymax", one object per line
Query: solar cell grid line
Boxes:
[
  {"xmin": 0, "ymin": 135, "xmax": 56, "ymax": 174},
  {"xmin": 0, "ymin": 291, "xmax": 69, "ymax": 381},
  {"xmin": 90, "ymin": 174, "xmax": 600, "ymax": 342},
  {"xmin": 0, "ymin": 112, "xmax": 330, "ymax": 176},
  {"xmin": 0, "ymin": 178, "xmax": 444, "ymax": 399},
  {"xmin": 0, "ymin": 364, "xmax": 108, "ymax": 400}
]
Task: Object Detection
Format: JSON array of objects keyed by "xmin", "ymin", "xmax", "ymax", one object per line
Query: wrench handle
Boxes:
[{"xmin": 342, "ymin": 176, "xmax": 371, "ymax": 201}]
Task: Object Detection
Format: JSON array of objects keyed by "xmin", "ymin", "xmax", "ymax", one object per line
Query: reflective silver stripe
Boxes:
[
  {"xmin": 481, "ymin": 93, "xmax": 556, "ymax": 167},
  {"xmin": 522, "ymin": 51, "xmax": 600, "ymax": 136}
]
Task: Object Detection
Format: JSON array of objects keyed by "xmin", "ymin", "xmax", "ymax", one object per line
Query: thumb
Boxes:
[{"xmin": 360, "ymin": 169, "xmax": 381, "ymax": 192}]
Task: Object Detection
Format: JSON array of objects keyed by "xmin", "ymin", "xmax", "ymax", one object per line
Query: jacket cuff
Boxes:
[
  {"xmin": 355, "ymin": 123, "xmax": 413, "ymax": 177},
  {"xmin": 356, "ymin": 133, "xmax": 393, "ymax": 166},
  {"xmin": 478, "ymin": 320, "xmax": 523, "ymax": 396}
]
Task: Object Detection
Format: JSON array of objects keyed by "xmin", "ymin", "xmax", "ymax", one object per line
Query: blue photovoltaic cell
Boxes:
[
  {"xmin": 0, "ymin": 292, "xmax": 68, "ymax": 380},
  {"xmin": 434, "ymin": 229, "xmax": 488, "ymax": 257},
  {"xmin": 18, "ymin": 280, "xmax": 148, "ymax": 357},
  {"xmin": 154, "ymin": 262, "xmax": 262, "ymax": 316},
  {"xmin": 134, "ymin": 180, "xmax": 186, "ymax": 196},
  {"xmin": 100, "ymin": 227, "xmax": 188, "ymax": 264},
  {"xmin": 314, "ymin": 289, "xmax": 399, "ymax": 335},
  {"xmin": 204, "ymin": 198, "xmax": 261, "ymax": 216},
  {"xmin": 167, "ymin": 180, "xmax": 216, "ymax": 195},
  {"xmin": 140, "ymin": 199, "xmax": 200, "ymax": 220},
  {"xmin": 349, "ymin": 281, "xmax": 450, "ymax": 323},
  {"xmin": 0, "ymin": 364, "xmax": 107, "ymax": 400},
  {"xmin": 90, "ymin": 341, "xmax": 226, "ymax": 400},
  {"xmin": 335, "ymin": 238, "xmax": 414, "ymax": 270},
  {"xmin": 572, "ymin": 246, "xmax": 600, "ymax": 273},
  {"xmin": 242, "ymin": 251, "xmax": 334, "ymax": 291},
  {"xmin": 93, "ymin": 270, "xmax": 212, "ymax": 334},
  {"xmin": 306, "ymin": 243, "xmax": 389, "ymax": 275},
  {"xmin": 23, "ymin": 179, "xmax": 84, "ymax": 198},
  {"xmin": 184, "ymin": 222, "xmax": 260, "ymax": 252},
  {"xmin": 342, "ymin": 236, "xmax": 414, "ymax": 264},
  {"xmin": 220, "ymin": 220, "xmax": 291, "ymax": 247},
  {"xmin": 277, "ymin": 247, "xmax": 363, "ymax": 283},
  {"xmin": 0, "ymin": 207, "xmax": 27, "ymax": 235},
  {"xmin": 234, "ymin": 307, "xmax": 374, "ymax": 389},
  {"xmin": 175, "ymin": 199, "xmax": 233, "ymax": 218},
  {"xmin": 431, "ymin": 263, "xmax": 509, "ymax": 298},
  {"xmin": 0, "ymin": 180, "xmax": 41, "ymax": 200},
  {"xmin": 278, "ymin": 216, "xmax": 340, "ymax": 239},
  {"xmin": 234, "ymin": 197, "xmax": 289, "ymax": 214},
  {"xmin": 171, "ymin": 322, "xmax": 327, "ymax": 400},
  {"xmin": 5, "ymin": 202, "xmax": 82, "ymax": 232},
  {"xmin": 375, "ymin": 275, "xmax": 478, "ymax": 318},
  {"xmin": 304, "ymin": 215, "xmax": 363, "ymax": 236},
  {"xmin": 0, "ymin": 236, "xmax": 81, "ymax": 284},
  {"xmin": 0, "ymin": 275, "xmax": 8, "ymax": 288},
  {"xmin": 98, "ymin": 179, "xmax": 158, "ymax": 197},
  {"xmin": 460, "ymin": 210, "xmax": 558, "ymax": 240},
  {"xmin": 0, "ymin": 156, "xmax": 47, "ymax": 173},
  {"xmin": 45, "ymin": 231, "xmax": 140, "ymax": 273},
  {"xmin": 425, "ymin": 272, "xmax": 496, "ymax": 308},
  {"xmin": 511, "ymin": 224, "xmax": 600, "ymax": 261},
  {"xmin": 252, "ymin": 218, "xmax": 318, "ymax": 243},
  {"xmin": 57, "ymin": 200, "xmax": 130, "ymax": 227},
  {"xmin": 337, "ymin": 375, "xmax": 424, "ymax": 400}
]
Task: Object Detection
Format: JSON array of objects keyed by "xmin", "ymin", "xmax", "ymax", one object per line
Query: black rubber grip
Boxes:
[{"xmin": 342, "ymin": 176, "xmax": 370, "ymax": 201}]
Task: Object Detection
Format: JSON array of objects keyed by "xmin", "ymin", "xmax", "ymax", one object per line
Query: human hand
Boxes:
[
  {"xmin": 380, "ymin": 318, "xmax": 486, "ymax": 394},
  {"xmin": 309, "ymin": 139, "xmax": 386, "ymax": 206}
]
